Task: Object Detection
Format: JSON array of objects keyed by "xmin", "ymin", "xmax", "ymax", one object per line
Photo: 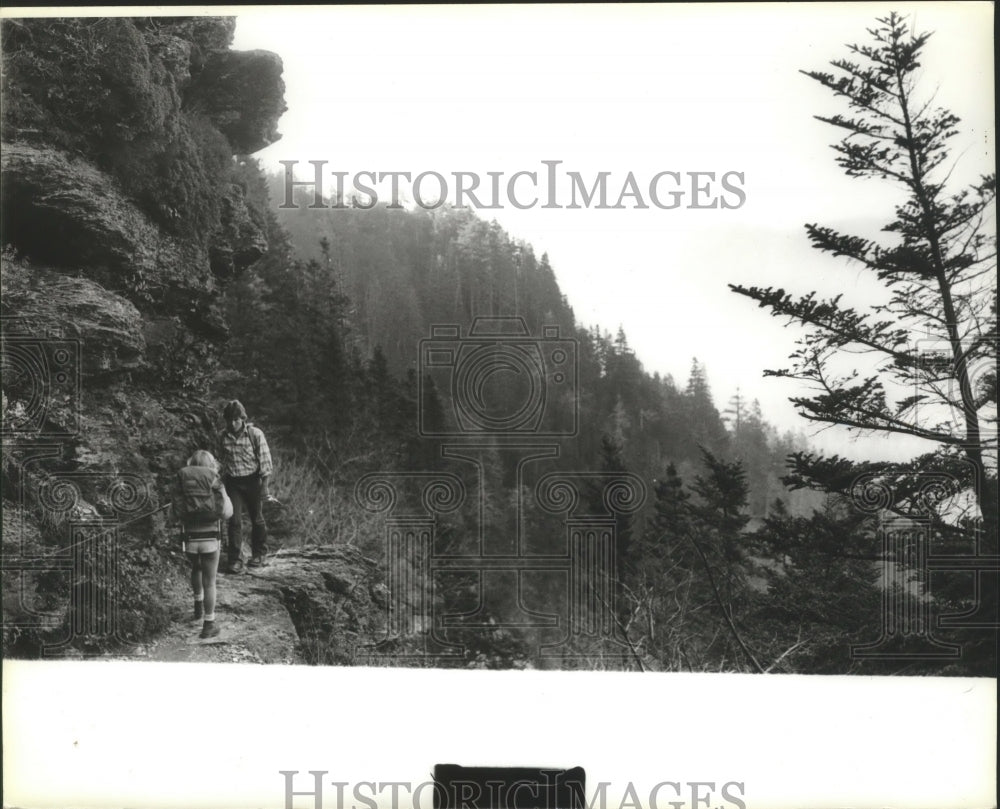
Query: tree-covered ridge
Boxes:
[
  {"xmin": 208, "ymin": 168, "xmax": 869, "ymax": 673},
  {"xmin": 210, "ymin": 15, "xmax": 995, "ymax": 673},
  {"xmin": 220, "ymin": 173, "xmax": 813, "ymax": 523}
]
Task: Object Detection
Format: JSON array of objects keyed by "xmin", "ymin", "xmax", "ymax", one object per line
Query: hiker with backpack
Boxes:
[
  {"xmin": 176, "ymin": 450, "xmax": 233, "ymax": 639},
  {"xmin": 217, "ymin": 400, "xmax": 274, "ymax": 574}
]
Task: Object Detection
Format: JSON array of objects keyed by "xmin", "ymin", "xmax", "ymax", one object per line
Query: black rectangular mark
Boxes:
[{"xmin": 433, "ymin": 765, "xmax": 586, "ymax": 809}]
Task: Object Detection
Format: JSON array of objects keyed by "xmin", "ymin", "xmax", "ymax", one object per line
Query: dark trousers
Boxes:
[{"xmin": 224, "ymin": 474, "xmax": 267, "ymax": 562}]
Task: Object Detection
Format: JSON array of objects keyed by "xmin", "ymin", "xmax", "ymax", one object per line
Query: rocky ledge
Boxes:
[{"xmin": 139, "ymin": 545, "xmax": 388, "ymax": 666}]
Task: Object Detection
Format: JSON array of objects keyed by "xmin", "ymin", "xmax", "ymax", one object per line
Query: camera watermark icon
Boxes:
[
  {"xmin": 849, "ymin": 467, "xmax": 999, "ymax": 661},
  {"xmin": 419, "ymin": 317, "xmax": 578, "ymax": 437},
  {"xmin": 0, "ymin": 327, "xmax": 81, "ymax": 438},
  {"xmin": 1, "ymin": 466, "xmax": 155, "ymax": 655}
]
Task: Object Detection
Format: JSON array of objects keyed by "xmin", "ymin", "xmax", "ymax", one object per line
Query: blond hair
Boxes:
[{"xmin": 187, "ymin": 449, "xmax": 218, "ymax": 470}]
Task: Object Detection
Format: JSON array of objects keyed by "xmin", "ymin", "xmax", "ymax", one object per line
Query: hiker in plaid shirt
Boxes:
[{"xmin": 217, "ymin": 400, "xmax": 273, "ymax": 573}]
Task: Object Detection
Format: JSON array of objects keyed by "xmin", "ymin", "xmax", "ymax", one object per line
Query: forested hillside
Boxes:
[
  {"xmin": 222, "ymin": 172, "xmax": 818, "ymax": 519},
  {"xmin": 208, "ymin": 170, "xmax": 908, "ymax": 673}
]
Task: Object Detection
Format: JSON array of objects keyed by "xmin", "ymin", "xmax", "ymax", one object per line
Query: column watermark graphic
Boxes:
[
  {"xmin": 849, "ymin": 466, "xmax": 1000, "ymax": 661},
  {"xmin": 1, "ymin": 317, "xmax": 160, "ymax": 655}
]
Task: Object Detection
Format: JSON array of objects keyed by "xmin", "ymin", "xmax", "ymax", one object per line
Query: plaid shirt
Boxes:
[{"xmin": 218, "ymin": 423, "xmax": 273, "ymax": 479}]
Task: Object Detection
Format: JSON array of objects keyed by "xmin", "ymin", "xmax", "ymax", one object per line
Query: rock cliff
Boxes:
[{"xmin": 0, "ymin": 16, "xmax": 331, "ymax": 658}]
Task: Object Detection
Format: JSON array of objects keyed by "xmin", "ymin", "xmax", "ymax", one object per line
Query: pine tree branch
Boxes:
[
  {"xmin": 793, "ymin": 405, "xmax": 963, "ymax": 444},
  {"xmin": 729, "ymin": 283, "xmax": 912, "ymax": 363},
  {"xmin": 789, "ymin": 358, "xmax": 965, "ymax": 444}
]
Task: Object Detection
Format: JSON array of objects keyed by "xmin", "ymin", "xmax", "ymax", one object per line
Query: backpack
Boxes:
[
  {"xmin": 246, "ymin": 423, "xmax": 263, "ymax": 472},
  {"xmin": 177, "ymin": 466, "xmax": 226, "ymax": 525}
]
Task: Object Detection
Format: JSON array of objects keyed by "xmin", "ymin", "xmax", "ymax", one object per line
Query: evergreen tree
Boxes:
[
  {"xmin": 748, "ymin": 497, "xmax": 886, "ymax": 673},
  {"xmin": 681, "ymin": 358, "xmax": 729, "ymax": 457},
  {"xmin": 730, "ymin": 13, "xmax": 997, "ymax": 671},
  {"xmin": 723, "ymin": 387, "xmax": 746, "ymax": 436},
  {"xmin": 633, "ymin": 454, "xmax": 761, "ymax": 671},
  {"xmin": 690, "ymin": 450, "xmax": 752, "ymax": 605}
]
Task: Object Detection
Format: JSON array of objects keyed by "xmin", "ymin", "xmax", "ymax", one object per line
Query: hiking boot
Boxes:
[
  {"xmin": 227, "ymin": 559, "xmax": 245, "ymax": 575},
  {"xmin": 199, "ymin": 621, "xmax": 220, "ymax": 639},
  {"xmin": 248, "ymin": 554, "xmax": 268, "ymax": 568},
  {"xmin": 194, "ymin": 600, "xmax": 204, "ymax": 620}
]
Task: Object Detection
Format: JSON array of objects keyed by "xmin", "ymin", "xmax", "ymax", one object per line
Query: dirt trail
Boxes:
[
  {"xmin": 133, "ymin": 545, "xmax": 384, "ymax": 665},
  {"xmin": 138, "ymin": 551, "xmax": 303, "ymax": 664}
]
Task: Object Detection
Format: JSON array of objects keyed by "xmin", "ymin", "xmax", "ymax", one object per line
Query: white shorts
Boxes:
[{"xmin": 184, "ymin": 538, "xmax": 220, "ymax": 556}]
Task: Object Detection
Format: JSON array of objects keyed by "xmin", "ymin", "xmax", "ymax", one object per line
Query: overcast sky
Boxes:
[{"xmin": 233, "ymin": 3, "xmax": 995, "ymax": 461}]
